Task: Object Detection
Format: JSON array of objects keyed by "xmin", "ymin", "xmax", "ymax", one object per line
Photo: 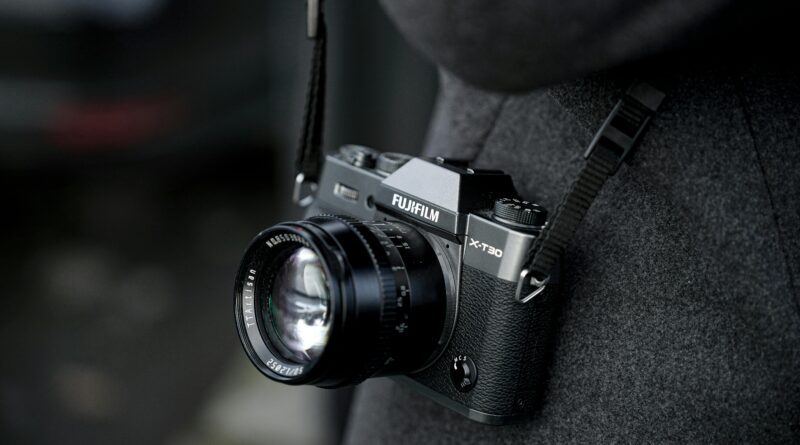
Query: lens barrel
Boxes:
[{"xmin": 234, "ymin": 216, "xmax": 448, "ymax": 388}]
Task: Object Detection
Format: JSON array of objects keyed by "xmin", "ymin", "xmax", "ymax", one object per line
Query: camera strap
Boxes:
[
  {"xmin": 515, "ymin": 80, "xmax": 667, "ymax": 303},
  {"xmin": 294, "ymin": 0, "xmax": 327, "ymax": 207}
]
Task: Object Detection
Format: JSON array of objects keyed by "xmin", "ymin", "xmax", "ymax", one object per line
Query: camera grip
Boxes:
[{"xmin": 409, "ymin": 264, "xmax": 559, "ymax": 420}]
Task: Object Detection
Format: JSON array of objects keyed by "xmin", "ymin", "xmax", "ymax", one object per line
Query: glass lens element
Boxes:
[{"xmin": 268, "ymin": 246, "xmax": 331, "ymax": 363}]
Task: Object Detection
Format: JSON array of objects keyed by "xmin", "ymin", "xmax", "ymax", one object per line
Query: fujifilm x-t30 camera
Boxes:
[{"xmin": 234, "ymin": 145, "xmax": 560, "ymax": 424}]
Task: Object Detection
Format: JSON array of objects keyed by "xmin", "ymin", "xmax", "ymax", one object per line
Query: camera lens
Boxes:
[
  {"xmin": 267, "ymin": 246, "xmax": 331, "ymax": 364},
  {"xmin": 234, "ymin": 216, "xmax": 451, "ymax": 387}
]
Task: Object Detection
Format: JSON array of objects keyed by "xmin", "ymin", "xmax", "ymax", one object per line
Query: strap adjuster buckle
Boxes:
[
  {"xmin": 307, "ymin": 0, "xmax": 320, "ymax": 38},
  {"xmin": 583, "ymin": 81, "xmax": 665, "ymax": 174}
]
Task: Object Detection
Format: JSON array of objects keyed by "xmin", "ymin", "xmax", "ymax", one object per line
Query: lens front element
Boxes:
[{"xmin": 268, "ymin": 246, "xmax": 331, "ymax": 364}]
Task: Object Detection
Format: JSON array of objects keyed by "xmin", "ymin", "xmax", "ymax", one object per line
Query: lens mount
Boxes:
[{"xmin": 234, "ymin": 215, "xmax": 448, "ymax": 387}]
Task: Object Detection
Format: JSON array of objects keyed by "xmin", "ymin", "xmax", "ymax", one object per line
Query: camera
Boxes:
[{"xmin": 234, "ymin": 145, "xmax": 560, "ymax": 424}]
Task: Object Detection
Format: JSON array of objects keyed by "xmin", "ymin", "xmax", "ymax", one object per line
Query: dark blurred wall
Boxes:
[
  {"xmin": 0, "ymin": 1, "xmax": 437, "ymax": 444},
  {"xmin": 327, "ymin": 1, "xmax": 438, "ymax": 155}
]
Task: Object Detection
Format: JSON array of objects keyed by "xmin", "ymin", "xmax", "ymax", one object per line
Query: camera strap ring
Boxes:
[{"xmin": 515, "ymin": 80, "xmax": 667, "ymax": 303}]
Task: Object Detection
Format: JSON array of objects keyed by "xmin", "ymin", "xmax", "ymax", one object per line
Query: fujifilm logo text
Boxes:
[{"xmin": 391, "ymin": 193, "xmax": 440, "ymax": 223}]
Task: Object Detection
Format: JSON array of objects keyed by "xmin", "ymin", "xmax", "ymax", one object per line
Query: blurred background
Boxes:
[{"xmin": 0, "ymin": 1, "xmax": 437, "ymax": 444}]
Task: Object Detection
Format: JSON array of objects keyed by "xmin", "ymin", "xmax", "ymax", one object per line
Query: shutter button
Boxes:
[{"xmin": 450, "ymin": 355, "xmax": 477, "ymax": 392}]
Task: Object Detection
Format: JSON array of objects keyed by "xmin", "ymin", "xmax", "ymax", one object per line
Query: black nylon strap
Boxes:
[
  {"xmin": 294, "ymin": 0, "xmax": 327, "ymax": 206},
  {"xmin": 516, "ymin": 80, "xmax": 666, "ymax": 303}
]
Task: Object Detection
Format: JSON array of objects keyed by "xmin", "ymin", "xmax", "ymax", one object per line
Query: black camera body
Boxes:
[{"xmin": 234, "ymin": 145, "xmax": 560, "ymax": 424}]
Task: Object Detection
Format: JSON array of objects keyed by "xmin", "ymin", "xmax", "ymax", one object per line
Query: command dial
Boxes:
[{"xmin": 492, "ymin": 198, "xmax": 548, "ymax": 229}]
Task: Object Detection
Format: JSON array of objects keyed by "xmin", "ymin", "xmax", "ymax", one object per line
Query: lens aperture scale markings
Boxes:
[
  {"xmin": 371, "ymin": 223, "xmax": 413, "ymax": 341},
  {"xmin": 398, "ymin": 285, "xmax": 408, "ymax": 308}
]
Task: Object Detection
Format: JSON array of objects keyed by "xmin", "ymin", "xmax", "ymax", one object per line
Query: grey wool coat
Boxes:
[{"xmin": 345, "ymin": 0, "xmax": 800, "ymax": 443}]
